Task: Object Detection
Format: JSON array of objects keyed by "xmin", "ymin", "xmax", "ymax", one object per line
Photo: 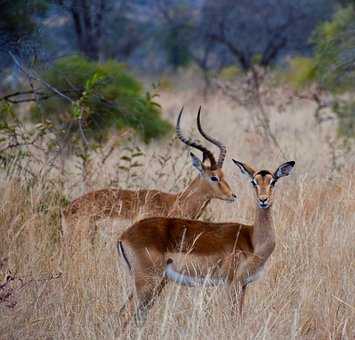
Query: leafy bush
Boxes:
[
  {"xmin": 283, "ymin": 57, "xmax": 317, "ymax": 89},
  {"xmin": 32, "ymin": 55, "xmax": 171, "ymax": 143},
  {"xmin": 283, "ymin": 5, "xmax": 355, "ymax": 140},
  {"xmin": 284, "ymin": 6, "xmax": 355, "ymax": 92},
  {"xmin": 312, "ymin": 5, "xmax": 355, "ymax": 139},
  {"xmin": 218, "ymin": 66, "xmax": 241, "ymax": 81},
  {"xmin": 312, "ymin": 5, "xmax": 355, "ymax": 92},
  {"xmin": 333, "ymin": 100, "xmax": 355, "ymax": 139}
]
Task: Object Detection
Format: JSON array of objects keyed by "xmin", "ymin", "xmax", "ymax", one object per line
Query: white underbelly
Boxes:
[{"xmin": 244, "ymin": 265, "xmax": 265, "ymax": 286}]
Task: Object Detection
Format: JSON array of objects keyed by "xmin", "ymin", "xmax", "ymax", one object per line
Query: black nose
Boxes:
[
  {"xmin": 232, "ymin": 194, "xmax": 237, "ymax": 198},
  {"xmin": 260, "ymin": 198, "xmax": 267, "ymax": 203}
]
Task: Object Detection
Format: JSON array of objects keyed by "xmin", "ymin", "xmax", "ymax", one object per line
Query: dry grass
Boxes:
[{"xmin": 0, "ymin": 87, "xmax": 354, "ymax": 339}]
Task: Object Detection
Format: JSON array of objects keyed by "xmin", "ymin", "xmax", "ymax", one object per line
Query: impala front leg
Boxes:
[
  {"xmin": 228, "ymin": 282, "xmax": 246, "ymax": 318},
  {"xmin": 118, "ymin": 292, "xmax": 134, "ymax": 330},
  {"xmin": 237, "ymin": 255, "xmax": 264, "ymax": 282},
  {"xmin": 228, "ymin": 254, "xmax": 265, "ymax": 318},
  {"xmin": 134, "ymin": 276, "xmax": 167, "ymax": 327},
  {"xmin": 239, "ymin": 284, "xmax": 247, "ymax": 317}
]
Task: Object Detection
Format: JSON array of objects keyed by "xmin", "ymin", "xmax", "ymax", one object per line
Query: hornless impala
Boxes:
[
  {"xmin": 117, "ymin": 160, "xmax": 295, "ymax": 327},
  {"xmin": 61, "ymin": 108, "xmax": 236, "ymax": 242}
]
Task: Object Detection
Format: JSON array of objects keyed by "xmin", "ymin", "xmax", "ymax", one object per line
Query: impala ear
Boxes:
[
  {"xmin": 274, "ymin": 161, "xmax": 295, "ymax": 179},
  {"xmin": 202, "ymin": 152, "xmax": 209, "ymax": 165},
  {"xmin": 190, "ymin": 152, "xmax": 205, "ymax": 174},
  {"xmin": 232, "ymin": 159, "xmax": 255, "ymax": 179}
]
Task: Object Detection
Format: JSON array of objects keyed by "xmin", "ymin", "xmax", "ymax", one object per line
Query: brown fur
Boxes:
[
  {"xmin": 62, "ymin": 167, "xmax": 235, "ymax": 242},
  {"xmin": 117, "ymin": 161, "xmax": 295, "ymax": 328}
]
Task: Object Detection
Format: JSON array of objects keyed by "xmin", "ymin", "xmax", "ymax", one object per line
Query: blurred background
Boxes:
[
  {"xmin": 0, "ymin": 1, "xmax": 354, "ymax": 339},
  {"xmin": 0, "ymin": 0, "xmax": 355, "ymax": 188}
]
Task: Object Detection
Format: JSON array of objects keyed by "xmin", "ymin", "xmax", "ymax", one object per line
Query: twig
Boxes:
[
  {"xmin": 0, "ymin": 89, "xmax": 78, "ymax": 104},
  {"xmin": 8, "ymin": 51, "xmax": 74, "ymax": 104},
  {"xmin": 7, "ymin": 51, "xmax": 90, "ymax": 158}
]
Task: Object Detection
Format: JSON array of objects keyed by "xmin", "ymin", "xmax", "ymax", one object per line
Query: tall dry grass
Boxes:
[{"xmin": 0, "ymin": 87, "xmax": 354, "ymax": 339}]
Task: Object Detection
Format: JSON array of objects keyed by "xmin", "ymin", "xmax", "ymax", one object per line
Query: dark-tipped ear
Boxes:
[
  {"xmin": 190, "ymin": 152, "xmax": 205, "ymax": 174},
  {"xmin": 274, "ymin": 161, "xmax": 295, "ymax": 179},
  {"xmin": 232, "ymin": 159, "xmax": 255, "ymax": 179}
]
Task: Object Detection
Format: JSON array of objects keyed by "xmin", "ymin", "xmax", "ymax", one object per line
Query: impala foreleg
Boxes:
[
  {"xmin": 134, "ymin": 275, "xmax": 167, "ymax": 327},
  {"xmin": 227, "ymin": 282, "xmax": 246, "ymax": 319},
  {"xmin": 117, "ymin": 241, "xmax": 166, "ymax": 328},
  {"xmin": 118, "ymin": 292, "xmax": 134, "ymax": 330},
  {"xmin": 239, "ymin": 285, "xmax": 247, "ymax": 317},
  {"xmin": 235, "ymin": 254, "xmax": 265, "ymax": 287}
]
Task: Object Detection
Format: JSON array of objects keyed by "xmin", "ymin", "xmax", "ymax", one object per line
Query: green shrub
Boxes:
[
  {"xmin": 218, "ymin": 65, "xmax": 241, "ymax": 81},
  {"xmin": 311, "ymin": 5, "xmax": 355, "ymax": 140},
  {"xmin": 281, "ymin": 5, "xmax": 355, "ymax": 140},
  {"xmin": 32, "ymin": 56, "xmax": 171, "ymax": 143},
  {"xmin": 312, "ymin": 5, "xmax": 355, "ymax": 92},
  {"xmin": 333, "ymin": 100, "xmax": 355, "ymax": 139},
  {"xmin": 284, "ymin": 57, "xmax": 317, "ymax": 89}
]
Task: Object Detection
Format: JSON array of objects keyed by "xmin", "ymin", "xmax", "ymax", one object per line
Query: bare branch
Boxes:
[{"xmin": 8, "ymin": 51, "xmax": 74, "ymax": 103}]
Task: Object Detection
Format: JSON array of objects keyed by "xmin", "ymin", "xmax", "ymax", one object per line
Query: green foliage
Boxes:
[
  {"xmin": 333, "ymin": 100, "xmax": 355, "ymax": 138},
  {"xmin": 251, "ymin": 53, "xmax": 263, "ymax": 66},
  {"xmin": 218, "ymin": 65, "xmax": 241, "ymax": 81},
  {"xmin": 32, "ymin": 56, "xmax": 171, "ymax": 143},
  {"xmin": 283, "ymin": 57, "xmax": 317, "ymax": 89},
  {"xmin": 311, "ymin": 5, "xmax": 355, "ymax": 140},
  {"xmin": 312, "ymin": 5, "xmax": 355, "ymax": 92},
  {"xmin": 282, "ymin": 5, "xmax": 355, "ymax": 140},
  {"xmin": 284, "ymin": 6, "xmax": 355, "ymax": 92}
]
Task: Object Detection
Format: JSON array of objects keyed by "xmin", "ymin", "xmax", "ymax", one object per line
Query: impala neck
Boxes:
[
  {"xmin": 168, "ymin": 176, "xmax": 211, "ymax": 219},
  {"xmin": 252, "ymin": 206, "xmax": 275, "ymax": 260}
]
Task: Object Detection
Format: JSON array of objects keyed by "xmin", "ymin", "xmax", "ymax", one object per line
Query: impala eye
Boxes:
[
  {"xmin": 210, "ymin": 176, "xmax": 219, "ymax": 182},
  {"xmin": 251, "ymin": 180, "xmax": 257, "ymax": 187},
  {"xmin": 270, "ymin": 179, "xmax": 276, "ymax": 187}
]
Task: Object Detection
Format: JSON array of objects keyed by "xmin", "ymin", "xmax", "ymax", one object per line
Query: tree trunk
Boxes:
[{"xmin": 69, "ymin": 0, "xmax": 105, "ymax": 60}]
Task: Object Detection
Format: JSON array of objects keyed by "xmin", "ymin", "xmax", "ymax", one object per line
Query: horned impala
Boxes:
[
  {"xmin": 62, "ymin": 107, "xmax": 236, "ymax": 242},
  {"xmin": 117, "ymin": 160, "xmax": 295, "ymax": 327}
]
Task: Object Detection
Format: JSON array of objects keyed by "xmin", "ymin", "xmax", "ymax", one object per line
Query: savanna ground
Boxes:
[{"xmin": 0, "ymin": 79, "xmax": 354, "ymax": 339}]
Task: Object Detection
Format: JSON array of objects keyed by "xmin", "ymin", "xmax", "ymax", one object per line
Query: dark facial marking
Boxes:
[{"xmin": 255, "ymin": 170, "xmax": 272, "ymax": 177}]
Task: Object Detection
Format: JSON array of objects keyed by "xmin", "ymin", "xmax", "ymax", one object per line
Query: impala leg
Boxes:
[
  {"xmin": 117, "ymin": 241, "xmax": 166, "ymax": 329},
  {"xmin": 228, "ymin": 283, "xmax": 246, "ymax": 319},
  {"xmin": 239, "ymin": 285, "xmax": 247, "ymax": 318},
  {"xmin": 118, "ymin": 292, "xmax": 134, "ymax": 330},
  {"xmin": 134, "ymin": 275, "xmax": 167, "ymax": 327}
]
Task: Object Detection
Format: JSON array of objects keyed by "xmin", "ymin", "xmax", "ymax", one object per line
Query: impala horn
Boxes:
[
  {"xmin": 197, "ymin": 106, "xmax": 226, "ymax": 168},
  {"xmin": 176, "ymin": 107, "xmax": 217, "ymax": 169}
]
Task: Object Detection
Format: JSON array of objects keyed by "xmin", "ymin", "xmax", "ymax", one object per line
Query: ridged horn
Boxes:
[
  {"xmin": 197, "ymin": 106, "xmax": 226, "ymax": 168},
  {"xmin": 176, "ymin": 107, "xmax": 217, "ymax": 169}
]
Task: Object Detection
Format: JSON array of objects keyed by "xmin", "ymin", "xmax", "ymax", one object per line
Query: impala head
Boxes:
[
  {"xmin": 232, "ymin": 160, "xmax": 295, "ymax": 208},
  {"xmin": 176, "ymin": 107, "xmax": 236, "ymax": 202}
]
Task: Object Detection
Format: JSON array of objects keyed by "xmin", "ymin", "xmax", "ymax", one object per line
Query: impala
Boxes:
[
  {"xmin": 62, "ymin": 107, "xmax": 236, "ymax": 242},
  {"xmin": 117, "ymin": 160, "xmax": 295, "ymax": 327}
]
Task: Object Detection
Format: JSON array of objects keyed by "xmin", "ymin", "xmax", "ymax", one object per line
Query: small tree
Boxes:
[
  {"xmin": 312, "ymin": 5, "xmax": 355, "ymax": 92},
  {"xmin": 202, "ymin": 0, "xmax": 334, "ymax": 71}
]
